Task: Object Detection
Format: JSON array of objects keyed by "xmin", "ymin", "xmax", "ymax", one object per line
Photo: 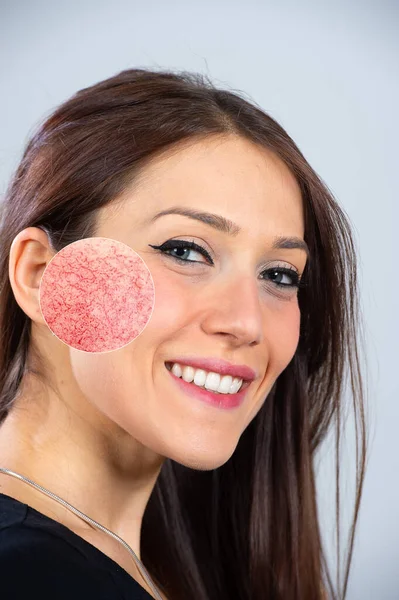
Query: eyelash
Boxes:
[{"xmin": 149, "ymin": 239, "xmax": 305, "ymax": 291}]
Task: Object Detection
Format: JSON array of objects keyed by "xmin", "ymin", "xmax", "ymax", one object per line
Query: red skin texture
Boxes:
[{"xmin": 39, "ymin": 237, "xmax": 155, "ymax": 353}]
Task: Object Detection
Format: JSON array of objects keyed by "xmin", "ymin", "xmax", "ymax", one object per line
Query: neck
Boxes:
[{"xmin": 0, "ymin": 391, "xmax": 164, "ymax": 559}]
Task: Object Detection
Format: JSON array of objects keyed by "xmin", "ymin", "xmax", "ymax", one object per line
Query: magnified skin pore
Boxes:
[
  {"xmin": 0, "ymin": 135, "xmax": 307, "ymax": 599},
  {"xmin": 39, "ymin": 237, "xmax": 155, "ymax": 353}
]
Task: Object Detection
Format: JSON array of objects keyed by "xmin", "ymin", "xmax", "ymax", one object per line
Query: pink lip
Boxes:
[
  {"xmin": 166, "ymin": 366, "xmax": 249, "ymax": 410},
  {"xmin": 165, "ymin": 356, "xmax": 257, "ymax": 381}
]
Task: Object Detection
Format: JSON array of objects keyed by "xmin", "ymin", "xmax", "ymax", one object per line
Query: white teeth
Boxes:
[
  {"xmin": 193, "ymin": 368, "xmax": 207, "ymax": 387},
  {"xmin": 204, "ymin": 371, "xmax": 221, "ymax": 392},
  {"xmin": 181, "ymin": 365, "xmax": 195, "ymax": 383},
  {"xmin": 169, "ymin": 362, "xmax": 243, "ymax": 394}
]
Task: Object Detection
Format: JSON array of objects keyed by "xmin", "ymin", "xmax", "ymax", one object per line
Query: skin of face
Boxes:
[{"xmin": 0, "ymin": 134, "xmax": 307, "ymax": 569}]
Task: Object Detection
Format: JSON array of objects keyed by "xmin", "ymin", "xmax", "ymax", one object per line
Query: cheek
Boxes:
[
  {"xmin": 267, "ymin": 302, "xmax": 301, "ymax": 372},
  {"xmin": 69, "ymin": 350, "xmax": 151, "ymax": 437},
  {"xmin": 147, "ymin": 269, "xmax": 194, "ymax": 332}
]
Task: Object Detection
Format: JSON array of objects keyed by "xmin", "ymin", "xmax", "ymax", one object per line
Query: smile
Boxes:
[{"xmin": 165, "ymin": 362, "xmax": 251, "ymax": 410}]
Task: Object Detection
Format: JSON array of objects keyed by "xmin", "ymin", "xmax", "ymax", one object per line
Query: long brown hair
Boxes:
[{"xmin": 0, "ymin": 68, "xmax": 368, "ymax": 600}]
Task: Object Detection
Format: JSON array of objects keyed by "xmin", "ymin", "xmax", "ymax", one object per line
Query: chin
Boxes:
[{"xmin": 169, "ymin": 445, "xmax": 237, "ymax": 472}]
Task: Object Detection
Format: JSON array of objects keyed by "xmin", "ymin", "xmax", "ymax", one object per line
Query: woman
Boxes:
[{"xmin": 0, "ymin": 68, "xmax": 367, "ymax": 599}]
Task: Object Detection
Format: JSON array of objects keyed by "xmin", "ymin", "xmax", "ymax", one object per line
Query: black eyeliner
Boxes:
[{"xmin": 149, "ymin": 240, "xmax": 303, "ymax": 290}]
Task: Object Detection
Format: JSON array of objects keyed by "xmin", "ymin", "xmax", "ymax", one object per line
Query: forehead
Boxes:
[{"xmin": 106, "ymin": 135, "xmax": 304, "ymax": 237}]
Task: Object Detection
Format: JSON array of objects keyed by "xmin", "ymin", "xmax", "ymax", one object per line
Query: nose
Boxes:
[{"xmin": 200, "ymin": 274, "xmax": 264, "ymax": 346}]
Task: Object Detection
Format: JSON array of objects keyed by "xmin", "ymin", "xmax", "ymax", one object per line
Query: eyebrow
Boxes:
[{"xmin": 147, "ymin": 206, "xmax": 310, "ymax": 258}]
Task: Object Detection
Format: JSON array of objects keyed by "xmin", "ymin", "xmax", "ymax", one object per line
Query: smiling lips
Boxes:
[
  {"xmin": 166, "ymin": 363, "xmax": 251, "ymax": 410},
  {"xmin": 165, "ymin": 356, "xmax": 257, "ymax": 381},
  {"xmin": 166, "ymin": 361, "xmax": 245, "ymax": 395},
  {"xmin": 165, "ymin": 363, "xmax": 251, "ymax": 410}
]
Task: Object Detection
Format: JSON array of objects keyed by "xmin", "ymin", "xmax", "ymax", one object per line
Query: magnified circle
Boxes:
[{"xmin": 39, "ymin": 237, "xmax": 155, "ymax": 353}]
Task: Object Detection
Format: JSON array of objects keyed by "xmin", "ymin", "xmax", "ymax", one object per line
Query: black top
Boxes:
[{"xmin": 0, "ymin": 492, "xmax": 154, "ymax": 599}]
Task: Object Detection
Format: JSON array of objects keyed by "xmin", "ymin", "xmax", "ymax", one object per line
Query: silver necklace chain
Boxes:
[{"xmin": 0, "ymin": 467, "xmax": 164, "ymax": 600}]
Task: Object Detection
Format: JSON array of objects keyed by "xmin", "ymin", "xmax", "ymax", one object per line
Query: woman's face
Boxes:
[{"xmin": 67, "ymin": 135, "xmax": 308, "ymax": 470}]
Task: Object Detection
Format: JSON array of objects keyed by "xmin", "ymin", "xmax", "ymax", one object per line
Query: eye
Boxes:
[
  {"xmin": 149, "ymin": 240, "xmax": 304, "ymax": 291},
  {"xmin": 263, "ymin": 266, "xmax": 301, "ymax": 288},
  {"xmin": 149, "ymin": 239, "xmax": 212, "ymax": 264}
]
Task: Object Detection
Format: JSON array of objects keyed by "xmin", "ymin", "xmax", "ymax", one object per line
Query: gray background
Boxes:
[{"xmin": 1, "ymin": 1, "xmax": 398, "ymax": 598}]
